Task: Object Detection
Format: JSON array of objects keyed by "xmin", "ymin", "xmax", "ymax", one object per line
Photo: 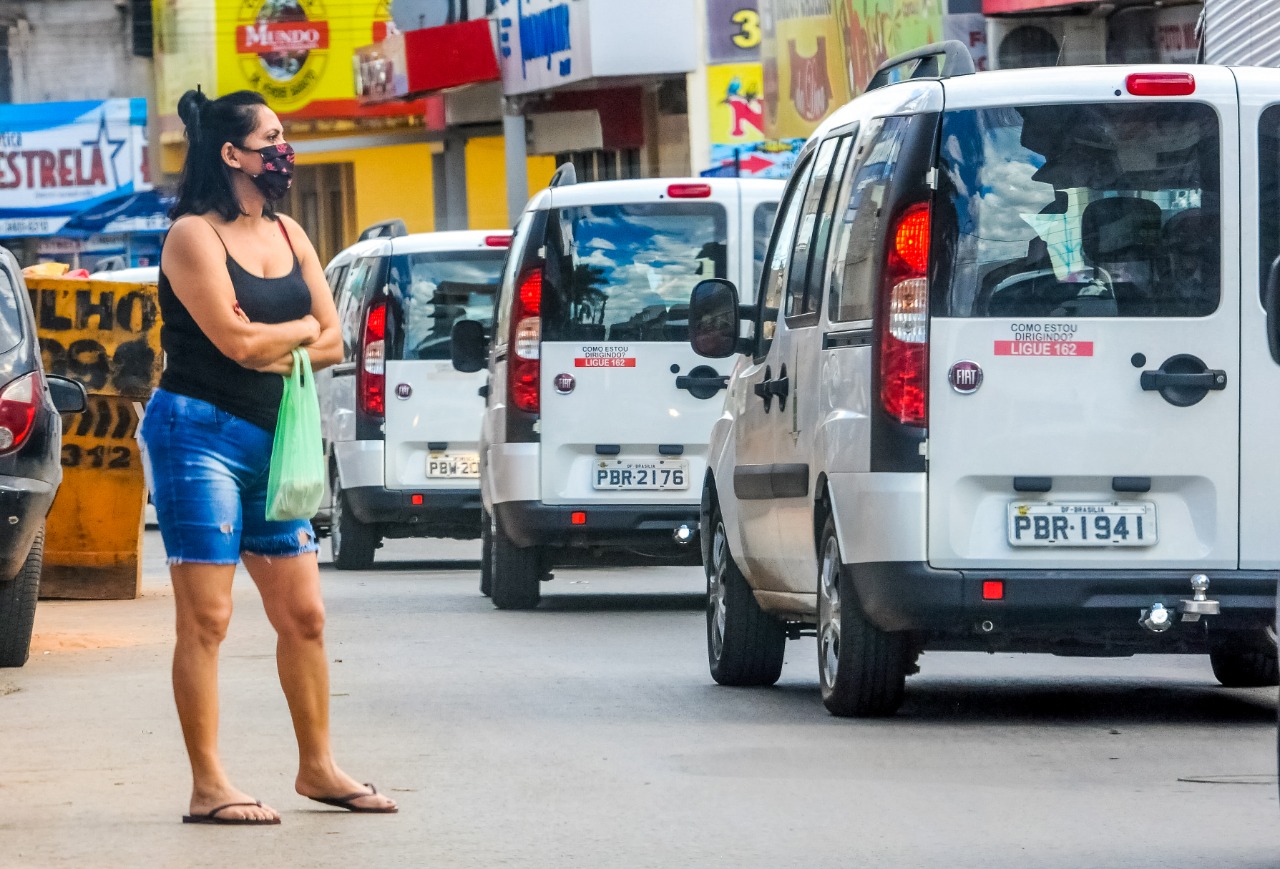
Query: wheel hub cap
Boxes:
[
  {"xmin": 709, "ymin": 522, "xmax": 729, "ymax": 659},
  {"xmin": 819, "ymin": 536, "xmax": 841, "ymax": 686}
]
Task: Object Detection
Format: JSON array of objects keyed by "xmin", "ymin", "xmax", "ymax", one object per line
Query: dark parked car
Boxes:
[{"xmin": 0, "ymin": 248, "xmax": 86, "ymax": 667}]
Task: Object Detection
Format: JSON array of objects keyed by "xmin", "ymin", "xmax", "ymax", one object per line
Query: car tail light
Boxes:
[
  {"xmin": 485, "ymin": 235, "xmax": 512, "ymax": 248},
  {"xmin": 509, "ymin": 268, "xmax": 542, "ymax": 415},
  {"xmin": 1125, "ymin": 72, "xmax": 1195, "ymax": 97},
  {"xmin": 879, "ymin": 202, "xmax": 930, "ymax": 427},
  {"xmin": 667, "ymin": 183, "xmax": 712, "ymax": 198},
  {"xmin": 0, "ymin": 371, "xmax": 40, "ymax": 453},
  {"xmin": 359, "ymin": 302, "xmax": 386, "ymax": 418}
]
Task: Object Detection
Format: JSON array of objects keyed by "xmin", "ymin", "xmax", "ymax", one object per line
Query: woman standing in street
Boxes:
[{"xmin": 140, "ymin": 88, "xmax": 397, "ymax": 824}]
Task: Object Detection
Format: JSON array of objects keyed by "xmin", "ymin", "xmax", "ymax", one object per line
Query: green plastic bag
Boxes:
[{"xmin": 265, "ymin": 348, "xmax": 326, "ymax": 521}]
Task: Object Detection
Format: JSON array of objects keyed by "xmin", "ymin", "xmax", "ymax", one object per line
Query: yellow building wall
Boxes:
[
  {"xmin": 465, "ymin": 136, "xmax": 558, "ymax": 231},
  {"xmin": 296, "ymin": 143, "xmax": 436, "ymax": 240}
]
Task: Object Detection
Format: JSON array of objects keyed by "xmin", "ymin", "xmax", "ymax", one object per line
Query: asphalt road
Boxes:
[{"xmin": 1, "ymin": 532, "xmax": 1277, "ymax": 868}]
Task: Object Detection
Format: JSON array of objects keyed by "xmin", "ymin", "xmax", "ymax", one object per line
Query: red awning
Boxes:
[
  {"xmin": 983, "ymin": 0, "xmax": 1103, "ymax": 12},
  {"xmin": 356, "ymin": 19, "xmax": 500, "ymax": 104}
]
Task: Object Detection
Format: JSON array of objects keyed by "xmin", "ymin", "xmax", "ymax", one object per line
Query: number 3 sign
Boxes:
[{"xmin": 708, "ymin": 0, "xmax": 762, "ymax": 63}]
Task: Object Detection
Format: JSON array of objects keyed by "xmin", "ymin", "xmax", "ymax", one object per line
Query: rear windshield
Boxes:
[
  {"xmin": 934, "ymin": 103, "xmax": 1221, "ymax": 318},
  {"xmin": 386, "ymin": 250, "xmax": 505, "ymax": 360},
  {"xmin": 0, "ymin": 267, "xmax": 20, "ymax": 354},
  {"xmin": 544, "ymin": 202, "xmax": 728, "ymax": 342}
]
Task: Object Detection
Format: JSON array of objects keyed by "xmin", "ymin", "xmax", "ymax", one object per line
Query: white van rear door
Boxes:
[
  {"xmin": 1234, "ymin": 67, "xmax": 1280, "ymax": 570},
  {"xmin": 928, "ymin": 69, "xmax": 1241, "ymax": 570},
  {"xmin": 383, "ymin": 241, "xmax": 506, "ymax": 492},
  {"xmin": 538, "ymin": 187, "xmax": 740, "ymax": 507}
]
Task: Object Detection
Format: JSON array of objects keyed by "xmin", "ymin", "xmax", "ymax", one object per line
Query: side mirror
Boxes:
[
  {"xmin": 47, "ymin": 375, "xmax": 87, "ymax": 414},
  {"xmin": 689, "ymin": 279, "xmax": 742, "ymax": 359},
  {"xmin": 1267, "ymin": 255, "xmax": 1280, "ymax": 365},
  {"xmin": 450, "ymin": 319, "xmax": 489, "ymax": 373}
]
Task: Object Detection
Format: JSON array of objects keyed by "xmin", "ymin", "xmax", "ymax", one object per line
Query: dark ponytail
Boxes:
[{"xmin": 170, "ymin": 88, "xmax": 276, "ymax": 222}]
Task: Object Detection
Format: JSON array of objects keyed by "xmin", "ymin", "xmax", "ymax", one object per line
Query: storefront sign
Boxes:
[
  {"xmin": 761, "ymin": 1, "xmax": 850, "ymax": 139},
  {"xmin": 708, "ymin": 0, "xmax": 762, "ymax": 63},
  {"xmin": 357, "ymin": 19, "xmax": 500, "ymax": 104},
  {"xmin": 154, "ymin": 0, "xmax": 412, "ymax": 119},
  {"xmin": 1156, "ymin": 4, "xmax": 1201, "ymax": 64},
  {"xmin": 0, "ymin": 99, "xmax": 150, "ymax": 238},
  {"xmin": 705, "ymin": 61, "xmax": 803, "ymax": 179},
  {"xmin": 943, "ymin": 13, "xmax": 989, "ymax": 72},
  {"xmin": 982, "ymin": 0, "xmax": 1095, "ymax": 12},
  {"xmin": 834, "ymin": 0, "xmax": 946, "ymax": 94},
  {"xmin": 498, "ymin": 0, "xmax": 592, "ymax": 95}
]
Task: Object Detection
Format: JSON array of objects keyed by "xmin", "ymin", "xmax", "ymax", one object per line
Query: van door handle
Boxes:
[
  {"xmin": 771, "ymin": 364, "xmax": 789, "ymax": 412},
  {"xmin": 478, "ymin": 382, "xmax": 490, "ymax": 399},
  {"xmin": 676, "ymin": 365, "xmax": 728, "ymax": 400},
  {"xmin": 1139, "ymin": 371, "xmax": 1226, "ymax": 391},
  {"xmin": 1140, "ymin": 354, "xmax": 1226, "ymax": 407},
  {"xmin": 753, "ymin": 366, "xmax": 774, "ymax": 412}
]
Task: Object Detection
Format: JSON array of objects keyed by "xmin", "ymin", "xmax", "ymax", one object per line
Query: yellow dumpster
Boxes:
[{"xmin": 28, "ymin": 276, "xmax": 162, "ymax": 600}]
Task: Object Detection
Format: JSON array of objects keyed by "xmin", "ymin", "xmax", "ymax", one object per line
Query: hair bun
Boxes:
[{"xmin": 177, "ymin": 88, "xmax": 210, "ymax": 137}]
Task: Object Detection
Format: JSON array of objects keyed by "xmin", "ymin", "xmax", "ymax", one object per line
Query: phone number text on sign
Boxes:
[
  {"xmin": 575, "ymin": 357, "xmax": 636, "ymax": 368},
  {"xmin": 994, "ymin": 340, "xmax": 1094, "ymax": 357}
]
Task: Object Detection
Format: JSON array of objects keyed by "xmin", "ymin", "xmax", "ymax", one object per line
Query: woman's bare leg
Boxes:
[
  {"xmin": 242, "ymin": 550, "xmax": 396, "ymax": 811},
  {"xmin": 172, "ymin": 562, "xmax": 280, "ymax": 822}
]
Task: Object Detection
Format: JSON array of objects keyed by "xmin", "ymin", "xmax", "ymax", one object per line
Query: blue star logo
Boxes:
[{"xmin": 81, "ymin": 110, "xmax": 128, "ymax": 189}]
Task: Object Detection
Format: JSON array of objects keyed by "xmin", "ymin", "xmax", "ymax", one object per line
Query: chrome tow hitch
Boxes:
[{"xmin": 1179, "ymin": 573, "xmax": 1220, "ymax": 623}]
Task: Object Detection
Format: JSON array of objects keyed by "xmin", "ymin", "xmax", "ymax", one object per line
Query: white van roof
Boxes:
[
  {"xmin": 528, "ymin": 176, "xmax": 784, "ymax": 210},
  {"xmin": 325, "ymin": 228, "xmax": 512, "ymax": 271}
]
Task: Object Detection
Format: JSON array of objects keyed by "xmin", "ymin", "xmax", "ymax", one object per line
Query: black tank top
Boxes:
[{"xmin": 157, "ymin": 219, "xmax": 313, "ymax": 433}]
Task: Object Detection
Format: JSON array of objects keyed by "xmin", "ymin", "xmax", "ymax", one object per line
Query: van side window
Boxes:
[
  {"xmin": 828, "ymin": 117, "xmax": 908, "ymax": 323},
  {"xmin": 785, "ymin": 137, "xmax": 841, "ymax": 320},
  {"xmin": 757, "ymin": 153, "xmax": 816, "ymax": 355},
  {"xmin": 935, "ymin": 103, "xmax": 1221, "ymax": 318},
  {"xmin": 752, "ymin": 202, "xmax": 779, "ymax": 291},
  {"xmin": 1260, "ymin": 105, "xmax": 1280, "ymax": 302},
  {"xmin": 785, "ymin": 135, "xmax": 856, "ymax": 320}
]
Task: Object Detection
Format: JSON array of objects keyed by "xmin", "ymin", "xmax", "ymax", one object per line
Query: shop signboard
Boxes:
[
  {"xmin": 708, "ymin": 0, "xmax": 763, "ymax": 63},
  {"xmin": 498, "ymin": 0, "xmax": 593, "ymax": 95},
  {"xmin": 1155, "ymin": 4, "xmax": 1201, "ymax": 64},
  {"xmin": 706, "ymin": 61, "xmax": 803, "ymax": 178},
  {"xmin": 761, "ymin": 0, "xmax": 850, "ymax": 140},
  {"xmin": 153, "ymin": 0, "xmax": 412, "ymax": 119},
  {"xmin": 834, "ymin": 0, "xmax": 945, "ymax": 93},
  {"xmin": 943, "ymin": 12, "xmax": 989, "ymax": 72},
  {"xmin": 982, "ymin": 0, "xmax": 1094, "ymax": 12},
  {"xmin": 0, "ymin": 99, "xmax": 151, "ymax": 239}
]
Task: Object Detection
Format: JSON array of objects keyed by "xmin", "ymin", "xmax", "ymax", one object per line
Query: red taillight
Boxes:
[
  {"xmin": 509, "ymin": 268, "xmax": 542, "ymax": 415},
  {"xmin": 485, "ymin": 234, "xmax": 512, "ymax": 248},
  {"xmin": 571, "ymin": 511, "xmax": 587, "ymax": 526},
  {"xmin": 879, "ymin": 202, "xmax": 930, "ymax": 427},
  {"xmin": 667, "ymin": 183, "xmax": 712, "ymax": 199},
  {"xmin": 982, "ymin": 580, "xmax": 1004, "ymax": 601},
  {"xmin": 0, "ymin": 372, "xmax": 40, "ymax": 453},
  {"xmin": 359, "ymin": 302, "xmax": 386, "ymax": 418},
  {"xmin": 1125, "ymin": 72, "xmax": 1195, "ymax": 97}
]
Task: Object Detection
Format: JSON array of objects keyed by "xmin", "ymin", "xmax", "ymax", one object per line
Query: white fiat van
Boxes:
[
  {"xmin": 452, "ymin": 172, "xmax": 783, "ymax": 608},
  {"xmin": 687, "ymin": 43, "xmax": 1280, "ymax": 716},
  {"xmin": 317, "ymin": 229, "xmax": 512, "ymax": 568}
]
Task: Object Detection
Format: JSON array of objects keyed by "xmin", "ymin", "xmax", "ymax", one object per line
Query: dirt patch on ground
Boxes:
[
  {"xmin": 29, "ymin": 630, "xmax": 150, "ymax": 653},
  {"xmin": 0, "ymin": 683, "xmax": 19, "ymax": 696}
]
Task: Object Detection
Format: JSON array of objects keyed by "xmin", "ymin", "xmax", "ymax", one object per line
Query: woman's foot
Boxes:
[
  {"xmin": 189, "ymin": 786, "xmax": 280, "ymax": 823},
  {"xmin": 296, "ymin": 767, "xmax": 397, "ymax": 812}
]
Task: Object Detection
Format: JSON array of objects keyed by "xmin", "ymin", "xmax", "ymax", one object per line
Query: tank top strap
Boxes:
[{"xmin": 199, "ymin": 218, "xmax": 231, "ymax": 256}]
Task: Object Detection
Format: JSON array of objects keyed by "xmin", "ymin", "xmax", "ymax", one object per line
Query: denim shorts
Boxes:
[{"xmin": 139, "ymin": 389, "xmax": 319, "ymax": 565}]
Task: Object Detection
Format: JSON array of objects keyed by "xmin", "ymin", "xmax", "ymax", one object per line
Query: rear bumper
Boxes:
[
  {"xmin": 0, "ymin": 476, "xmax": 56, "ymax": 579},
  {"xmin": 345, "ymin": 485, "xmax": 483, "ymax": 539},
  {"xmin": 494, "ymin": 500, "xmax": 701, "ymax": 552},
  {"xmin": 849, "ymin": 561, "xmax": 1278, "ymax": 638}
]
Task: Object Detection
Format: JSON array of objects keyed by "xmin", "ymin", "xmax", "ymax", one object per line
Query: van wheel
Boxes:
[
  {"xmin": 1209, "ymin": 627, "xmax": 1279, "ymax": 688},
  {"xmin": 331, "ymin": 484, "xmax": 377, "ymax": 571},
  {"xmin": 706, "ymin": 504, "xmax": 785, "ymax": 686},
  {"xmin": 479, "ymin": 508, "xmax": 493, "ymax": 597},
  {"xmin": 0, "ymin": 524, "xmax": 43, "ymax": 668},
  {"xmin": 817, "ymin": 515, "xmax": 907, "ymax": 717},
  {"xmin": 490, "ymin": 518, "xmax": 542, "ymax": 610}
]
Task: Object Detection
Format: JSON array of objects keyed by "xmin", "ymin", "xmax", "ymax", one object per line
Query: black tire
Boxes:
[
  {"xmin": 1209, "ymin": 628, "xmax": 1279, "ymax": 688},
  {"xmin": 705, "ymin": 500, "xmax": 785, "ymax": 687},
  {"xmin": 0, "ymin": 524, "xmax": 44, "ymax": 668},
  {"xmin": 490, "ymin": 517, "xmax": 542, "ymax": 610},
  {"xmin": 816, "ymin": 514, "xmax": 907, "ymax": 717},
  {"xmin": 479, "ymin": 507, "xmax": 493, "ymax": 597},
  {"xmin": 331, "ymin": 484, "xmax": 377, "ymax": 571}
]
